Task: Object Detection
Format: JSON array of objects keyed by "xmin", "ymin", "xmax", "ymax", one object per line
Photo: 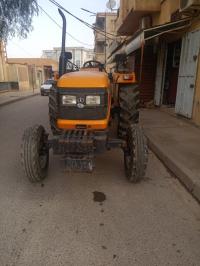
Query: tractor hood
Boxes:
[{"xmin": 57, "ymin": 71, "xmax": 109, "ymax": 88}]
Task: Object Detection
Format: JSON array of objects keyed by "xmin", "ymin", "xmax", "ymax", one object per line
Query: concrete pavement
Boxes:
[
  {"xmin": 2, "ymin": 89, "xmax": 200, "ymax": 203},
  {"xmin": 0, "ymin": 96, "xmax": 200, "ymax": 266},
  {"xmin": 0, "ymin": 89, "xmax": 40, "ymax": 107},
  {"xmin": 141, "ymin": 108, "xmax": 200, "ymax": 202}
]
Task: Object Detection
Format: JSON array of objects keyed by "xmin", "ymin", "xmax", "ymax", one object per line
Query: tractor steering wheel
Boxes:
[{"xmin": 83, "ymin": 60, "xmax": 103, "ymax": 69}]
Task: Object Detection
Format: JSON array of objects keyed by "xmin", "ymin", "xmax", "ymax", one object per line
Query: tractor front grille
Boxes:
[{"xmin": 57, "ymin": 88, "xmax": 108, "ymax": 120}]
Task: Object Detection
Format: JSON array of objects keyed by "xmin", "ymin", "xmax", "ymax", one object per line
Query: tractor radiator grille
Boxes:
[{"xmin": 57, "ymin": 88, "xmax": 108, "ymax": 120}]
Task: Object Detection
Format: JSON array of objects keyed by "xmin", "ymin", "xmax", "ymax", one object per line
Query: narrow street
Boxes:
[{"xmin": 0, "ymin": 96, "xmax": 200, "ymax": 266}]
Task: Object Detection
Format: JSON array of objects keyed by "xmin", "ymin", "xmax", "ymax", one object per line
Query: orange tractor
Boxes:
[{"xmin": 21, "ymin": 9, "xmax": 148, "ymax": 183}]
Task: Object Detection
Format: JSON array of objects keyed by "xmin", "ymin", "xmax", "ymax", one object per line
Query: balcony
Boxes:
[{"xmin": 116, "ymin": 0, "xmax": 160, "ymax": 35}]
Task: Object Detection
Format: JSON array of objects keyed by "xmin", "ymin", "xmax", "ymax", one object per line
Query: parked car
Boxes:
[{"xmin": 40, "ymin": 79, "xmax": 54, "ymax": 96}]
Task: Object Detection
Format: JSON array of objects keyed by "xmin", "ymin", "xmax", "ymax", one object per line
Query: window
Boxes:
[{"xmin": 96, "ymin": 17, "xmax": 105, "ymax": 30}]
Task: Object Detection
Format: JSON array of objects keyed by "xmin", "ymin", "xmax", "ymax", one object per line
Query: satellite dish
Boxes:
[{"xmin": 106, "ymin": 0, "xmax": 116, "ymax": 10}]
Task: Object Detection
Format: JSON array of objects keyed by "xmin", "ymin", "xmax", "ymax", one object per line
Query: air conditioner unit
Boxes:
[{"xmin": 180, "ymin": 0, "xmax": 200, "ymax": 12}]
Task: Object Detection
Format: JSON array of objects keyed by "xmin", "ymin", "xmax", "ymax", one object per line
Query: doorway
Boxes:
[
  {"xmin": 162, "ymin": 40, "xmax": 181, "ymax": 106},
  {"xmin": 154, "ymin": 39, "xmax": 182, "ymax": 108}
]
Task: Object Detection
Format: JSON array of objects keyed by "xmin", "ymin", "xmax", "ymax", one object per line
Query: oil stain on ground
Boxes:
[{"xmin": 93, "ymin": 191, "xmax": 106, "ymax": 203}]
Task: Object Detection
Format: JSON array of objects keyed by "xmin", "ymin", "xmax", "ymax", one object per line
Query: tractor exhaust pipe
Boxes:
[{"xmin": 58, "ymin": 8, "xmax": 66, "ymax": 77}]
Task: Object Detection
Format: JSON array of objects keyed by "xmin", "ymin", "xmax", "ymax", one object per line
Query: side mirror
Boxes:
[{"xmin": 65, "ymin": 52, "xmax": 72, "ymax": 60}]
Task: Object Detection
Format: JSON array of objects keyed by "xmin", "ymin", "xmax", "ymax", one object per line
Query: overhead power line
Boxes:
[
  {"xmin": 47, "ymin": 0, "xmax": 117, "ymax": 40},
  {"xmin": 10, "ymin": 41, "xmax": 35, "ymax": 57},
  {"xmin": 38, "ymin": 4, "xmax": 93, "ymax": 47},
  {"xmin": 81, "ymin": 8, "xmax": 96, "ymax": 16}
]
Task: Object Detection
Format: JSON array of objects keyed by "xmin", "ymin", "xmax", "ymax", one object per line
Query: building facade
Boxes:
[
  {"xmin": 94, "ymin": 12, "xmax": 117, "ymax": 65},
  {"xmin": 0, "ymin": 42, "xmax": 8, "ymax": 84},
  {"xmin": 42, "ymin": 47, "xmax": 94, "ymax": 68},
  {"xmin": 0, "ymin": 45, "xmax": 58, "ymax": 92},
  {"xmin": 108, "ymin": 0, "xmax": 200, "ymax": 126},
  {"xmin": 7, "ymin": 58, "xmax": 58, "ymax": 90}
]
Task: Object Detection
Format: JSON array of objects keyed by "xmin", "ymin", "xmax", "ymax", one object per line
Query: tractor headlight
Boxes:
[
  {"xmin": 62, "ymin": 95, "xmax": 76, "ymax": 105},
  {"xmin": 86, "ymin": 95, "xmax": 100, "ymax": 105}
]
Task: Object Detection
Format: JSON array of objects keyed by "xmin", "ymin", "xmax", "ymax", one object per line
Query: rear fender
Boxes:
[{"xmin": 112, "ymin": 72, "xmax": 136, "ymax": 84}]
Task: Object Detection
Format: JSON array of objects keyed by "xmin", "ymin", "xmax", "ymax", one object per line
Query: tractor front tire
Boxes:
[
  {"xmin": 21, "ymin": 125, "xmax": 49, "ymax": 183},
  {"xmin": 124, "ymin": 124, "xmax": 148, "ymax": 183},
  {"xmin": 49, "ymin": 89, "xmax": 63, "ymax": 136},
  {"xmin": 118, "ymin": 84, "xmax": 139, "ymax": 138}
]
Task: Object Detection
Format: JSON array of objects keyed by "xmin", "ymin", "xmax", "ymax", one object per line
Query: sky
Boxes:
[{"xmin": 6, "ymin": 0, "xmax": 119, "ymax": 58}]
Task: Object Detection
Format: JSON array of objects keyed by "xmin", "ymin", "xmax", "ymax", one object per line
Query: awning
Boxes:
[
  {"xmin": 144, "ymin": 17, "xmax": 191, "ymax": 41},
  {"xmin": 107, "ymin": 18, "xmax": 191, "ymax": 63}
]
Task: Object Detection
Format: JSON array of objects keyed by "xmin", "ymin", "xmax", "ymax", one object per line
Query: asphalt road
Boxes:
[{"xmin": 0, "ymin": 96, "xmax": 200, "ymax": 266}]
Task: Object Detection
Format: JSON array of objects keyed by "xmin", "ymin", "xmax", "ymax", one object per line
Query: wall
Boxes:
[
  {"xmin": 95, "ymin": 53, "xmax": 105, "ymax": 63},
  {"xmin": 7, "ymin": 64, "xmax": 18, "ymax": 82},
  {"xmin": 152, "ymin": 0, "xmax": 180, "ymax": 25},
  {"xmin": 105, "ymin": 14, "xmax": 117, "ymax": 64},
  {"xmin": 117, "ymin": 0, "xmax": 160, "ymax": 21},
  {"xmin": 191, "ymin": 18, "xmax": 200, "ymax": 126},
  {"xmin": 189, "ymin": 18, "xmax": 200, "ymax": 125},
  {"xmin": 17, "ymin": 65, "xmax": 30, "ymax": 90},
  {"xmin": 82, "ymin": 50, "xmax": 94, "ymax": 64},
  {"xmin": 0, "ymin": 42, "xmax": 7, "ymax": 81},
  {"xmin": 0, "ymin": 55, "xmax": 7, "ymax": 81},
  {"xmin": 8, "ymin": 58, "xmax": 58, "ymax": 72},
  {"xmin": 7, "ymin": 64, "xmax": 30, "ymax": 90},
  {"xmin": 8, "ymin": 64, "xmax": 43, "ymax": 91},
  {"xmin": 193, "ymin": 55, "xmax": 200, "ymax": 126}
]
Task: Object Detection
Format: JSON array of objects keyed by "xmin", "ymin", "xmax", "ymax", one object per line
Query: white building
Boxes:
[{"xmin": 42, "ymin": 47, "xmax": 94, "ymax": 68}]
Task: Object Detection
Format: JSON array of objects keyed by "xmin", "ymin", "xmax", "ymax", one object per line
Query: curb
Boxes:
[
  {"xmin": 0, "ymin": 93, "xmax": 40, "ymax": 108},
  {"xmin": 146, "ymin": 136, "xmax": 200, "ymax": 203}
]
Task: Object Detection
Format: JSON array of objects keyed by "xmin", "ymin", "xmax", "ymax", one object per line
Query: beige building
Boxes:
[
  {"xmin": 108, "ymin": 0, "xmax": 200, "ymax": 126},
  {"xmin": 94, "ymin": 12, "xmax": 117, "ymax": 65},
  {"xmin": 42, "ymin": 47, "xmax": 94, "ymax": 68},
  {"xmin": 0, "ymin": 42, "xmax": 8, "ymax": 89},
  {"xmin": 0, "ymin": 44, "xmax": 58, "ymax": 92},
  {"xmin": 7, "ymin": 58, "xmax": 58, "ymax": 89},
  {"xmin": 7, "ymin": 58, "xmax": 58, "ymax": 90}
]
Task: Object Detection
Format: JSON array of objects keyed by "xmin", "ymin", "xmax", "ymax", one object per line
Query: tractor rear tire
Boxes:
[
  {"xmin": 118, "ymin": 84, "xmax": 139, "ymax": 138},
  {"xmin": 21, "ymin": 125, "xmax": 49, "ymax": 183},
  {"xmin": 124, "ymin": 124, "xmax": 148, "ymax": 183}
]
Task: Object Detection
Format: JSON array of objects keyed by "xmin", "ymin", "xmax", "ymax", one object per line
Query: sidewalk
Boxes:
[
  {"xmin": 141, "ymin": 108, "xmax": 200, "ymax": 202},
  {"xmin": 0, "ymin": 89, "xmax": 40, "ymax": 107}
]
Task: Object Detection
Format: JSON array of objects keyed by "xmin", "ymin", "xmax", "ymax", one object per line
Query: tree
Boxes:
[{"xmin": 0, "ymin": 0, "xmax": 38, "ymax": 41}]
